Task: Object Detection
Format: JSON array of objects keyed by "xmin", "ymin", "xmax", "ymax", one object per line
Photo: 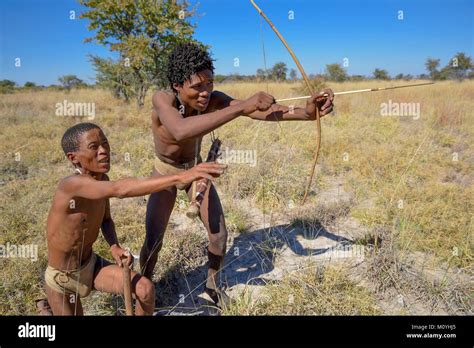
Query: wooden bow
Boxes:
[{"xmin": 250, "ymin": 0, "xmax": 321, "ymax": 204}]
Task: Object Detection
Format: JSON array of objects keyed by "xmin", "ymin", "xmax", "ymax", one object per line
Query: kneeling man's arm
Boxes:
[
  {"xmin": 100, "ymin": 198, "xmax": 131, "ymax": 266},
  {"xmin": 59, "ymin": 163, "xmax": 225, "ymax": 200}
]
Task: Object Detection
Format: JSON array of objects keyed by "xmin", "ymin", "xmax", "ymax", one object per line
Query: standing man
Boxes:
[{"xmin": 140, "ymin": 42, "xmax": 334, "ymax": 307}]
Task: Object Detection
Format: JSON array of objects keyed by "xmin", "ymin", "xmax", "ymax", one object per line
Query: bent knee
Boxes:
[
  {"xmin": 209, "ymin": 229, "xmax": 228, "ymax": 252},
  {"xmin": 135, "ymin": 278, "xmax": 155, "ymax": 302}
]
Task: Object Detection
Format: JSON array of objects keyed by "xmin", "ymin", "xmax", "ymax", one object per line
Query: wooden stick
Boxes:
[
  {"xmin": 189, "ymin": 138, "xmax": 200, "ymax": 216},
  {"xmin": 275, "ymin": 82, "xmax": 435, "ymax": 102},
  {"xmin": 122, "ymin": 255, "xmax": 133, "ymax": 316},
  {"xmin": 186, "ymin": 137, "xmax": 222, "ymax": 219}
]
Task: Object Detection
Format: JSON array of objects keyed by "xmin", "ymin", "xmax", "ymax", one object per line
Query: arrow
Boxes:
[{"xmin": 275, "ymin": 82, "xmax": 434, "ymax": 102}]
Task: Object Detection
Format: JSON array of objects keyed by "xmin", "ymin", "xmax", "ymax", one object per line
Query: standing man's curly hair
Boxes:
[{"xmin": 166, "ymin": 42, "xmax": 214, "ymax": 93}]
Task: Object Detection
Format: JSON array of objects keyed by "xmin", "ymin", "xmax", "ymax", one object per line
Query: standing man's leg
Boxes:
[
  {"xmin": 140, "ymin": 170, "xmax": 177, "ymax": 280},
  {"xmin": 187, "ymin": 183, "xmax": 228, "ymax": 302}
]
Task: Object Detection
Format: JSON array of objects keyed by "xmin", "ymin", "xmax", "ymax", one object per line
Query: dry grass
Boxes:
[
  {"xmin": 222, "ymin": 264, "xmax": 381, "ymax": 315},
  {"xmin": 366, "ymin": 231, "xmax": 472, "ymax": 314},
  {"xmin": 0, "ymin": 80, "xmax": 472, "ymax": 315}
]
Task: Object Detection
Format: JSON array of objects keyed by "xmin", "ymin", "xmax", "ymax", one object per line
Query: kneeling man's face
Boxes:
[{"xmin": 69, "ymin": 128, "xmax": 111, "ymax": 174}]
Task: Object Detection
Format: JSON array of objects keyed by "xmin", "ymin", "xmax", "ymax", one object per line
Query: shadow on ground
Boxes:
[{"xmin": 152, "ymin": 218, "xmax": 353, "ymax": 315}]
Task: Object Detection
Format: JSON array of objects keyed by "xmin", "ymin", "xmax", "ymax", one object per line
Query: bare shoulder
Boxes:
[
  {"xmin": 57, "ymin": 174, "xmax": 90, "ymax": 193},
  {"xmin": 152, "ymin": 90, "xmax": 175, "ymax": 109}
]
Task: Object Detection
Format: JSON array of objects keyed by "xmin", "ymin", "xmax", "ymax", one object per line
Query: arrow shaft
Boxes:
[{"xmin": 275, "ymin": 82, "xmax": 434, "ymax": 102}]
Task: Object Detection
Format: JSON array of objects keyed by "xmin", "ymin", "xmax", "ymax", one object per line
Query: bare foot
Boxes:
[{"xmin": 36, "ymin": 298, "xmax": 53, "ymax": 316}]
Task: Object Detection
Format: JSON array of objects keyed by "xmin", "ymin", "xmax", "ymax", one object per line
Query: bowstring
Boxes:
[
  {"xmin": 259, "ymin": 14, "xmax": 283, "ymax": 134},
  {"xmin": 257, "ymin": 13, "xmax": 287, "ymax": 234}
]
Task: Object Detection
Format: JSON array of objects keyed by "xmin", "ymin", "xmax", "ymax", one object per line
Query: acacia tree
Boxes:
[
  {"xmin": 89, "ymin": 56, "xmax": 136, "ymax": 102},
  {"xmin": 373, "ymin": 68, "xmax": 390, "ymax": 80},
  {"xmin": 289, "ymin": 68, "xmax": 297, "ymax": 81},
  {"xmin": 256, "ymin": 68, "xmax": 266, "ymax": 81},
  {"xmin": 441, "ymin": 52, "xmax": 473, "ymax": 80},
  {"xmin": 0, "ymin": 80, "xmax": 16, "ymax": 94},
  {"xmin": 80, "ymin": 0, "xmax": 200, "ymax": 108},
  {"xmin": 425, "ymin": 58, "xmax": 441, "ymax": 80},
  {"xmin": 271, "ymin": 62, "xmax": 288, "ymax": 81},
  {"xmin": 325, "ymin": 63, "xmax": 348, "ymax": 82},
  {"xmin": 58, "ymin": 75, "xmax": 85, "ymax": 91}
]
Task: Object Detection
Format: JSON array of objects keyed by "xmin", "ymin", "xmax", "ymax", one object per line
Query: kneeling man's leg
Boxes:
[{"xmin": 93, "ymin": 257, "xmax": 155, "ymax": 315}]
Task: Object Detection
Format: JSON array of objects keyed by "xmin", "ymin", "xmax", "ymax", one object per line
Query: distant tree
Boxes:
[
  {"xmin": 393, "ymin": 73, "xmax": 412, "ymax": 80},
  {"xmin": 437, "ymin": 66, "xmax": 450, "ymax": 80},
  {"xmin": 440, "ymin": 52, "xmax": 473, "ymax": 80},
  {"xmin": 58, "ymin": 75, "xmax": 85, "ymax": 91},
  {"xmin": 0, "ymin": 80, "xmax": 15, "ymax": 88},
  {"xmin": 325, "ymin": 63, "xmax": 348, "ymax": 82},
  {"xmin": 271, "ymin": 62, "xmax": 288, "ymax": 81},
  {"xmin": 256, "ymin": 68, "xmax": 266, "ymax": 81},
  {"xmin": 0, "ymin": 79, "xmax": 16, "ymax": 93},
  {"xmin": 425, "ymin": 58, "xmax": 441, "ymax": 80},
  {"xmin": 46, "ymin": 84, "xmax": 62, "ymax": 90},
  {"xmin": 90, "ymin": 56, "xmax": 135, "ymax": 102},
  {"xmin": 350, "ymin": 75, "xmax": 365, "ymax": 81},
  {"xmin": 214, "ymin": 75, "xmax": 227, "ymax": 83},
  {"xmin": 373, "ymin": 68, "xmax": 390, "ymax": 80},
  {"xmin": 227, "ymin": 73, "xmax": 243, "ymax": 81},
  {"xmin": 24, "ymin": 81, "xmax": 36, "ymax": 88},
  {"xmin": 80, "ymin": 0, "xmax": 199, "ymax": 108},
  {"xmin": 289, "ymin": 68, "xmax": 298, "ymax": 81}
]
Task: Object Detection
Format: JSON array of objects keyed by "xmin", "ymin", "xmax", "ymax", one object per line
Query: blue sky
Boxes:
[{"xmin": 1, "ymin": 0, "xmax": 473, "ymax": 86}]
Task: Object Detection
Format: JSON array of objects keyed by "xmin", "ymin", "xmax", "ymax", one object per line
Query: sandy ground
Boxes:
[{"xmin": 146, "ymin": 175, "xmax": 469, "ymax": 316}]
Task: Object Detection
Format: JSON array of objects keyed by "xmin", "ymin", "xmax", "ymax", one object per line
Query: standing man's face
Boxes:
[{"xmin": 173, "ymin": 69, "xmax": 214, "ymax": 112}]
